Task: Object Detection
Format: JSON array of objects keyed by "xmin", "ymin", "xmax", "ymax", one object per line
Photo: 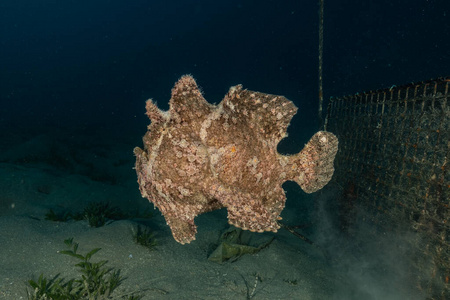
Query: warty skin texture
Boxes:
[{"xmin": 134, "ymin": 75, "xmax": 338, "ymax": 244}]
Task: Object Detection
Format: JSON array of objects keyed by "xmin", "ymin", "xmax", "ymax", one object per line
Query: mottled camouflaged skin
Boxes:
[{"xmin": 134, "ymin": 75, "xmax": 338, "ymax": 244}]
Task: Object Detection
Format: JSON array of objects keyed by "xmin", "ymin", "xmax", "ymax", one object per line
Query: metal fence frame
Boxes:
[{"xmin": 325, "ymin": 78, "xmax": 449, "ymax": 299}]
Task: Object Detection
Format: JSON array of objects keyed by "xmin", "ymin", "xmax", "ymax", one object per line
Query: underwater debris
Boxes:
[
  {"xmin": 208, "ymin": 227, "xmax": 274, "ymax": 263},
  {"xmin": 134, "ymin": 75, "xmax": 338, "ymax": 244}
]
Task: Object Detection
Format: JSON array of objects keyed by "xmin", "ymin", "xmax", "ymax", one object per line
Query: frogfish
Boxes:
[{"xmin": 134, "ymin": 75, "xmax": 338, "ymax": 244}]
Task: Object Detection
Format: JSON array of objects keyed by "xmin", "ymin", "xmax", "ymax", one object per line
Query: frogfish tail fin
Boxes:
[{"xmin": 291, "ymin": 131, "xmax": 338, "ymax": 193}]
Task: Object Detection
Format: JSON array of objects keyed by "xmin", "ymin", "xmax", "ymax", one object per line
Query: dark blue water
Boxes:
[{"xmin": 1, "ymin": 0, "xmax": 447, "ymax": 139}]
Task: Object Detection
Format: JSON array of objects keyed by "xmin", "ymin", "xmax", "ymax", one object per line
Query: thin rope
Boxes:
[{"xmin": 318, "ymin": 0, "xmax": 324, "ymax": 129}]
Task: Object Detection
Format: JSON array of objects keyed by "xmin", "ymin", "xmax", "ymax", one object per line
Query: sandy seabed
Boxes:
[{"xmin": 0, "ymin": 125, "xmax": 422, "ymax": 300}]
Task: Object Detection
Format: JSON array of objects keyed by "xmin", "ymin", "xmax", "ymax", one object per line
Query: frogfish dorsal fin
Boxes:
[{"xmin": 221, "ymin": 85, "xmax": 298, "ymax": 146}]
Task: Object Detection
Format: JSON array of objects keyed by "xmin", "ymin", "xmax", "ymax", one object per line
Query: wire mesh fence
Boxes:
[{"xmin": 325, "ymin": 78, "xmax": 449, "ymax": 299}]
